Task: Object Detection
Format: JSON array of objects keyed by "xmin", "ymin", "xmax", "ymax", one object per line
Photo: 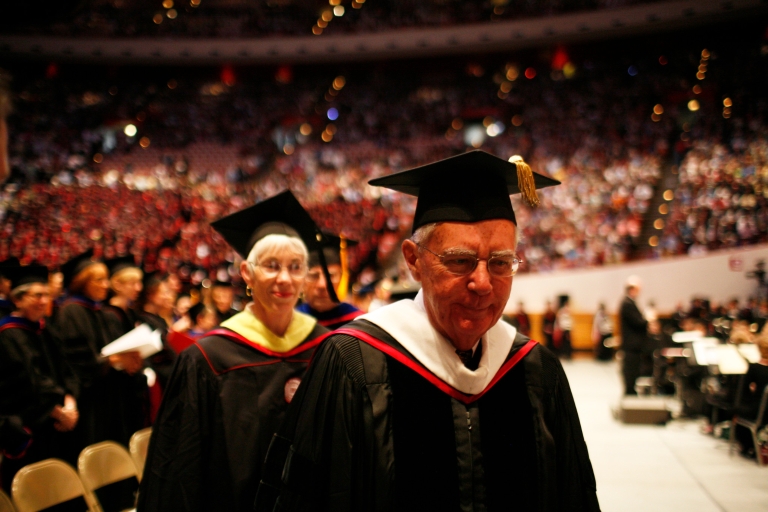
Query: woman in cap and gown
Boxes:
[
  {"xmin": 137, "ymin": 191, "xmax": 333, "ymax": 512},
  {"xmin": 49, "ymin": 250, "xmax": 145, "ymax": 455}
]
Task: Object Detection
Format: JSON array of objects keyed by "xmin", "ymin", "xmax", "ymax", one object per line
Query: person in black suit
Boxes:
[{"xmin": 620, "ymin": 276, "xmax": 649, "ymax": 395}]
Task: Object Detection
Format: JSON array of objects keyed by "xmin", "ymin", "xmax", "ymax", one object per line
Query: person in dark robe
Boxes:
[
  {"xmin": 49, "ymin": 250, "xmax": 144, "ymax": 455},
  {"xmin": 542, "ymin": 299, "xmax": 556, "ymax": 351},
  {"xmin": 135, "ymin": 271, "xmax": 178, "ymax": 388},
  {"xmin": 258, "ymin": 151, "xmax": 599, "ymax": 511},
  {"xmin": 296, "ymin": 235, "xmax": 363, "ymax": 330},
  {"xmin": 554, "ymin": 295, "xmax": 573, "ymax": 360},
  {"xmin": 137, "ymin": 191, "xmax": 332, "ymax": 512},
  {"xmin": 620, "ymin": 276, "xmax": 649, "ymax": 395},
  {"xmin": 514, "ymin": 300, "xmax": 531, "ymax": 337},
  {"xmin": 102, "ymin": 256, "xmax": 143, "ymax": 340},
  {"xmin": 0, "ymin": 265, "xmax": 79, "ymax": 486},
  {"xmin": 211, "ymin": 280, "xmax": 238, "ymax": 323}
]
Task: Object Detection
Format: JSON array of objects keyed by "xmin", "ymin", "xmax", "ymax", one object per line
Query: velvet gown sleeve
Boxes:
[
  {"xmin": 264, "ymin": 335, "xmax": 384, "ymax": 512},
  {"xmin": 50, "ymin": 303, "xmax": 108, "ymax": 389},
  {"xmin": 137, "ymin": 347, "xmax": 219, "ymax": 512},
  {"xmin": 0, "ymin": 329, "xmax": 65, "ymax": 429}
]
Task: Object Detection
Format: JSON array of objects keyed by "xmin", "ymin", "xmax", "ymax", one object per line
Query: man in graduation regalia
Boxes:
[
  {"xmin": 258, "ymin": 151, "xmax": 600, "ymax": 512},
  {"xmin": 296, "ymin": 235, "xmax": 364, "ymax": 330},
  {"xmin": 0, "ymin": 265, "xmax": 79, "ymax": 484},
  {"xmin": 137, "ymin": 191, "xmax": 334, "ymax": 512}
]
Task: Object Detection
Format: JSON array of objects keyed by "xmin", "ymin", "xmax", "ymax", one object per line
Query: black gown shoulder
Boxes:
[{"xmin": 261, "ymin": 319, "xmax": 599, "ymax": 512}]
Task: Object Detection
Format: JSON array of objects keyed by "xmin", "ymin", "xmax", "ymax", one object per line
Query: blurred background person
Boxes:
[
  {"xmin": 185, "ymin": 302, "xmax": 218, "ymax": 339},
  {"xmin": 542, "ymin": 299, "xmax": 556, "ymax": 352},
  {"xmin": 555, "ymin": 295, "xmax": 573, "ymax": 360},
  {"xmin": 297, "ymin": 236, "xmax": 363, "ymax": 330},
  {"xmin": 620, "ymin": 276, "xmax": 649, "ymax": 395},
  {"xmin": 50, "ymin": 250, "xmax": 144, "ymax": 456},
  {"xmin": 102, "ymin": 256, "xmax": 143, "ymax": 340},
  {"xmin": 592, "ymin": 302, "xmax": 614, "ymax": 361},
  {"xmin": 211, "ymin": 280, "xmax": 237, "ymax": 323},
  {"xmin": 0, "ymin": 265, "xmax": 79, "ymax": 485},
  {"xmin": 136, "ymin": 272, "xmax": 178, "ymax": 389}
]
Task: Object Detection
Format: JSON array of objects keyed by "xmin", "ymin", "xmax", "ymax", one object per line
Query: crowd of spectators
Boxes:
[
  {"xmin": 7, "ymin": 0, "xmax": 653, "ymax": 39},
  {"xmin": 1, "ymin": 32, "xmax": 765, "ymax": 289},
  {"xmin": 659, "ymin": 134, "xmax": 768, "ymax": 256}
]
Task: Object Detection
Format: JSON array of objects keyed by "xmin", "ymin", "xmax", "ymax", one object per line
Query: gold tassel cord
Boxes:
[
  {"xmin": 336, "ymin": 236, "xmax": 349, "ymax": 301},
  {"xmin": 509, "ymin": 155, "xmax": 540, "ymax": 207}
]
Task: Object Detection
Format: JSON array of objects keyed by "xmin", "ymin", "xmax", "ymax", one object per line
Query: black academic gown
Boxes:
[
  {"xmin": 137, "ymin": 320, "xmax": 328, "ymax": 512},
  {"xmin": 135, "ymin": 310, "xmax": 177, "ymax": 389},
  {"xmin": 102, "ymin": 304, "xmax": 140, "ymax": 341},
  {"xmin": 0, "ymin": 316, "xmax": 79, "ymax": 482},
  {"xmin": 259, "ymin": 320, "xmax": 600, "ymax": 512},
  {"xmin": 49, "ymin": 297, "xmax": 144, "ymax": 453}
]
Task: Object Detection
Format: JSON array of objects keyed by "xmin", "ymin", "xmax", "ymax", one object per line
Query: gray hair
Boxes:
[
  {"xmin": 10, "ymin": 283, "xmax": 34, "ymax": 300},
  {"xmin": 412, "ymin": 221, "xmax": 520, "ymax": 247},
  {"xmin": 247, "ymin": 234, "xmax": 309, "ymax": 266}
]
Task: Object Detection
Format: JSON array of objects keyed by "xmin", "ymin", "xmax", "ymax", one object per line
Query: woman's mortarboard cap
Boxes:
[
  {"xmin": 61, "ymin": 249, "xmax": 99, "ymax": 290},
  {"xmin": 210, "ymin": 190, "xmax": 326, "ymax": 258},
  {"xmin": 210, "ymin": 190, "xmax": 340, "ymax": 303},
  {"xmin": 368, "ymin": 150, "xmax": 559, "ymax": 232}
]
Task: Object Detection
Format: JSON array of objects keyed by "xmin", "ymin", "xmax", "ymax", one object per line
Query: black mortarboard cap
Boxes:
[
  {"xmin": 210, "ymin": 190, "xmax": 326, "ymax": 258},
  {"xmin": 6, "ymin": 265, "xmax": 49, "ymax": 292},
  {"xmin": 212, "ymin": 280, "xmax": 233, "ymax": 288},
  {"xmin": 0, "ymin": 257, "xmax": 20, "ymax": 278},
  {"xmin": 368, "ymin": 150, "xmax": 560, "ymax": 232},
  {"xmin": 105, "ymin": 255, "xmax": 139, "ymax": 277},
  {"xmin": 210, "ymin": 190, "xmax": 340, "ymax": 303},
  {"xmin": 61, "ymin": 249, "xmax": 99, "ymax": 290},
  {"xmin": 308, "ymin": 234, "xmax": 358, "ymax": 268}
]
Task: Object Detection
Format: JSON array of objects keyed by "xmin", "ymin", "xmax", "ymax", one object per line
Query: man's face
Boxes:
[
  {"xmin": 13, "ymin": 283, "xmax": 50, "ymax": 322},
  {"xmin": 403, "ymin": 219, "xmax": 517, "ymax": 350},
  {"xmin": 212, "ymin": 286, "xmax": 234, "ymax": 313},
  {"xmin": 304, "ymin": 264, "xmax": 341, "ymax": 313}
]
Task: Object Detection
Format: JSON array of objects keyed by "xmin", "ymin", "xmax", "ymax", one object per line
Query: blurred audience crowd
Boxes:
[{"xmin": 1, "ymin": 35, "xmax": 766, "ymax": 290}]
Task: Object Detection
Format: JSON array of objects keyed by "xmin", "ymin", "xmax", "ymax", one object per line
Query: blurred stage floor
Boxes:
[{"xmin": 563, "ymin": 359, "xmax": 768, "ymax": 512}]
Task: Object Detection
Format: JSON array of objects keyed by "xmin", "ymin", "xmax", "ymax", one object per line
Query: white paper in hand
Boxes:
[{"xmin": 101, "ymin": 324, "xmax": 163, "ymax": 359}]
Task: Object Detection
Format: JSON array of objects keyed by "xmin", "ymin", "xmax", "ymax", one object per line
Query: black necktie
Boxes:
[{"xmin": 456, "ymin": 342, "xmax": 483, "ymax": 371}]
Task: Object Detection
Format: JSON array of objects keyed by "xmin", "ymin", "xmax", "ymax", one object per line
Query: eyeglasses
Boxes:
[
  {"xmin": 416, "ymin": 244, "xmax": 522, "ymax": 277},
  {"xmin": 250, "ymin": 260, "xmax": 307, "ymax": 279},
  {"xmin": 305, "ymin": 270, "xmax": 342, "ymax": 284}
]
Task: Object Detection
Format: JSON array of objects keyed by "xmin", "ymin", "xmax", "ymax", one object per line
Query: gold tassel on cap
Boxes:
[{"xmin": 509, "ymin": 155, "xmax": 540, "ymax": 207}]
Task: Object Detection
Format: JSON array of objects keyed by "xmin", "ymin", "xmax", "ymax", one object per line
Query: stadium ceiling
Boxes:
[{"xmin": 0, "ymin": 0, "xmax": 764, "ymax": 64}]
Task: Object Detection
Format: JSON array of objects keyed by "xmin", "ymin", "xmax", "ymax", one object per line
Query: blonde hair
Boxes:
[
  {"xmin": 110, "ymin": 267, "xmax": 143, "ymax": 289},
  {"xmin": 247, "ymin": 234, "xmax": 308, "ymax": 266},
  {"xmin": 69, "ymin": 263, "xmax": 108, "ymax": 295}
]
